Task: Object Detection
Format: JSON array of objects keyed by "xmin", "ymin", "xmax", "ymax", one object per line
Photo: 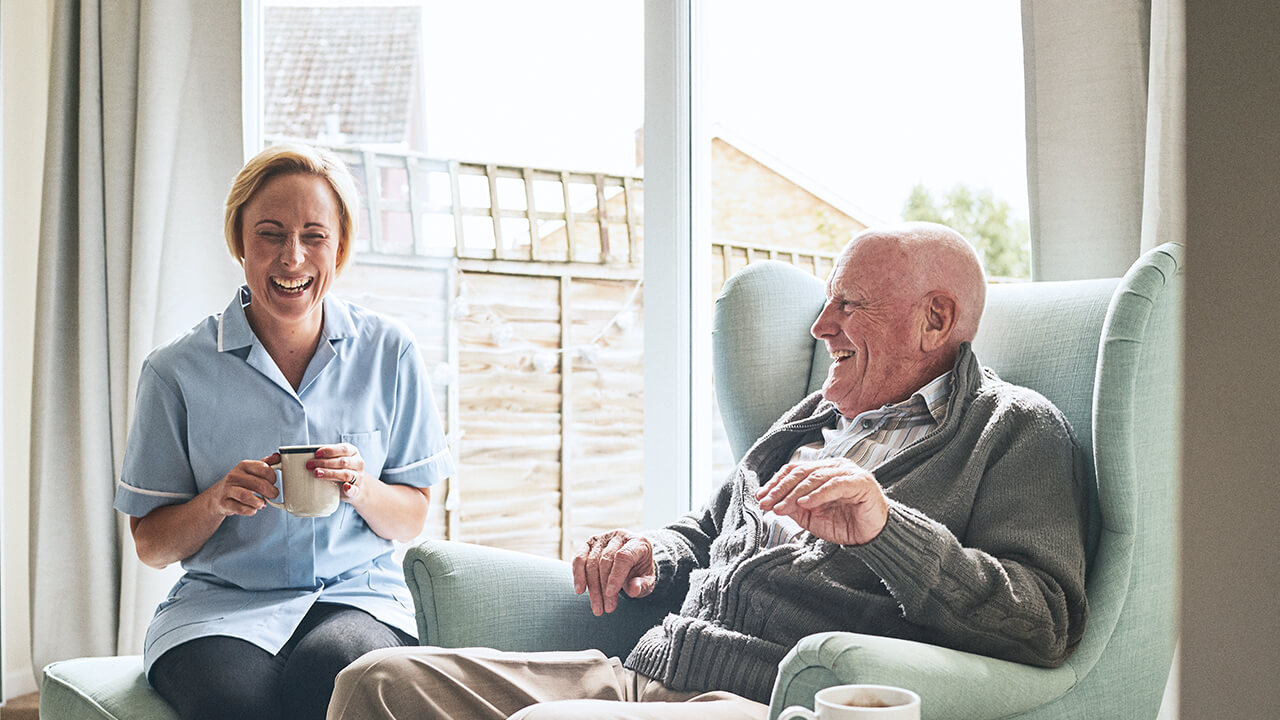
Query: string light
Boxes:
[
  {"xmin": 430, "ymin": 361, "xmax": 458, "ymax": 388},
  {"xmin": 490, "ymin": 323, "xmax": 515, "ymax": 346},
  {"xmin": 532, "ymin": 351, "xmax": 559, "ymax": 373}
]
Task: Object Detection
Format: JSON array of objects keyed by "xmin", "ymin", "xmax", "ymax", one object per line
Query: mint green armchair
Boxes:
[
  {"xmin": 42, "ymin": 244, "xmax": 1180, "ymax": 719},
  {"xmin": 402, "ymin": 243, "xmax": 1182, "ymax": 720}
]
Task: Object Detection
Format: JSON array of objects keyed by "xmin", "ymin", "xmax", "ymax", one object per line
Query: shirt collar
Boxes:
[
  {"xmin": 913, "ymin": 371, "xmax": 953, "ymax": 424},
  {"xmin": 871, "ymin": 370, "xmax": 953, "ymax": 423},
  {"xmin": 216, "ymin": 285, "xmax": 357, "ymax": 352}
]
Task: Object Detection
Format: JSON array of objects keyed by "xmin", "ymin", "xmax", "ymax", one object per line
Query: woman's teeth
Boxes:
[
  {"xmin": 831, "ymin": 350, "xmax": 854, "ymax": 360},
  {"xmin": 271, "ymin": 277, "xmax": 312, "ymax": 292}
]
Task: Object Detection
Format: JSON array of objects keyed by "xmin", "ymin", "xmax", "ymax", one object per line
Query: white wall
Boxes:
[
  {"xmin": 1182, "ymin": 1, "xmax": 1280, "ymax": 717},
  {"xmin": 0, "ymin": 0, "xmax": 53, "ymax": 699}
]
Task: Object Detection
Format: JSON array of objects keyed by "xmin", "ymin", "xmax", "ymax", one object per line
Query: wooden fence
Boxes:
[
  {"xmin": 304, "ymin": 140, "xmax": 837, "ymax": 560},
  {"xmin": 337, "ymin": 258, "xmax": 644, "ymax": 559}
]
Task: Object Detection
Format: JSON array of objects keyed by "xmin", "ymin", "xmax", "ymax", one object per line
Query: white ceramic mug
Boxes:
[
  {"xmin": 266, "ymin": 445, "xmax": 339, "ymax": 518},
  {"xmin": 778, "ymin": 684, "xmax": 921, "ymax": 720}
]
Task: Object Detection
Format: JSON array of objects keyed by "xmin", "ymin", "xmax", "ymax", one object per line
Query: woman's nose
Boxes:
[{"xmin": 280, "ymin": 236, "xmax": 304, "ymax": 266}]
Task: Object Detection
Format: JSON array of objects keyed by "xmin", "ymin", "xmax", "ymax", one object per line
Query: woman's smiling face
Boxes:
[{"xmin": 240, "ymin": 172, "xmax": 343, "ymax": 340}]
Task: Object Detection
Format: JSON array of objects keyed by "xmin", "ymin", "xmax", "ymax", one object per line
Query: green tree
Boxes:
[{"xmin": 902, "ymin": 183, "xmax": 1031, "ymax": 279}]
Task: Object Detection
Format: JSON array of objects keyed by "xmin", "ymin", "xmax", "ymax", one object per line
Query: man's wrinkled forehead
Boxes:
[{"xmin": 829, "ymin": 235, "xmax": 911, "ymax": 288}]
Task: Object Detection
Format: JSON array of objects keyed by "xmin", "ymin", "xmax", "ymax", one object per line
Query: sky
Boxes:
[
  {"xmin": 699, "ymin": 1, "xmax": 1029, "ymax": 224},
  {"xmin": 271, "ymin": 0, "xmax": 1029, "ymax": 224}
]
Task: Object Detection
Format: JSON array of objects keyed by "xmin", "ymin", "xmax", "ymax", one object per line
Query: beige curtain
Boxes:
[
  {"xmin": 1022, "ymin": 0, "xmax": 1184, "ymax": 281},
  {"xmin": 31, "ymin": 0, "xmax": 243, "ymax": 673}
]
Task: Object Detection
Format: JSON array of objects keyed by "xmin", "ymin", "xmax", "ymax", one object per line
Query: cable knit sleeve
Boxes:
[
  {"xmin": 847, "ymin": 397, "xmax": 1090, "ymax": 668},
  {"xmin": 643, "ymin": 473, "xmax": 739, "ymax": 605}
]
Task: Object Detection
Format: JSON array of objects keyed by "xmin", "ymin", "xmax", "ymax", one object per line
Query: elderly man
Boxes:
[{"xmin": 327, "ymin": 222, "xmax": 1089, "ymax": 720}]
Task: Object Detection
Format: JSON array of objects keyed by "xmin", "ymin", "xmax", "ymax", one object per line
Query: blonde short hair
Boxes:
[{"xmin": 224, "ymin": 143, "xmax": 361, "ymax": 273}]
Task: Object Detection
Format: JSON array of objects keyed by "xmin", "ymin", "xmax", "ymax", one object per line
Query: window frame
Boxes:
[
  {"xmin": 642, "ymin": 0, "xmax": 708, "ymax": 525},
  {"xmin": 242, "ymin": 0, "xmax": 707, "ymax": 529}
]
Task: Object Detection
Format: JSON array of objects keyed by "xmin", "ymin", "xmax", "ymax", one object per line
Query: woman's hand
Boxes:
[
  {"xmin": 203, "ymin": 453, "xmax": 280, "ymax": 517},
  {"xmin": 307, "ymin": 443, "xmax": 368, "ymax": 502},
  {"xmin": 131, "ymin": 452, "xmax": 280, "ymax": 568},
  {"xmin": 309, "ymin": 443, "xmax": 432, "ymax": 542}
]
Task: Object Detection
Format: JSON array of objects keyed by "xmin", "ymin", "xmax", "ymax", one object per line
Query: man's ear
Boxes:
[{"xmin": 920, "ymin": 292, "xmax": 957, "ymax": 352}]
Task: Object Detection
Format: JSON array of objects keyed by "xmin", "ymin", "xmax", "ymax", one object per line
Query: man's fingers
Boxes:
[
  {"xmin": 579, "ymin": 539, "xmax": 605, "ymax": 615},
  {"xmin": 624, "ymin": 571, "xmax": 654, "ymax": 599},
  {"xmin": 796, "ymin": 469, "xmax": 878, "ymax": 508},
  {"xmin": 571, "ymin": 551, "xmax": 589, "ymax": 594},
  {"xmin": 594, "ymin": 533, "xmax": 630, "ymax": 614},
  {"xmin": 574, "ymin": 532, "xmax": 653, "ymax": 616},
  {"xmin": 602, "ymin": 540, "xmax": 641, "ymax": 612},
  {"xmin": 766, "ymin": 466, "xmax": 838, "ymax": 513},
  {"xmin": 579, "ymin": 533, "xmax": 615, "ymax": 616},
  {"xmin": 758, "ymin": 464, "xmax": 811, "ymax": 510}
]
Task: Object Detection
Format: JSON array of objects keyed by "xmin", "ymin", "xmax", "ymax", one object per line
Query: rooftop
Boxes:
[{"xmin": 262, "ymin": 5, "xmax": 421, "ymax": 144}]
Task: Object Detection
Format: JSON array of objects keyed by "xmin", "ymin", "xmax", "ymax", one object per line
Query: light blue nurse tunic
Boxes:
[{"xmin": 113, "ymin": 287, "xmax": 454, "ymax": 675}]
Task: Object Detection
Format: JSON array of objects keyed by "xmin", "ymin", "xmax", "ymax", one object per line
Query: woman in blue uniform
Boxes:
[{"xmin": 113, "ymin": 143, "xmax": 454, "ymax": 720}]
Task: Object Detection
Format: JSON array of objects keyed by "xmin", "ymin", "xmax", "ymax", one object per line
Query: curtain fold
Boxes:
[
  {"xmin": 1140, "ymin": 0, "xmax": 1185, "ymax": 254},
  {"xmin": 1021, "ymin": 0, "xmax": 1184, "ymax": 280},
  {"xmin": 30, "ymin": 0, "xmax": 244, "ymax": 674}
]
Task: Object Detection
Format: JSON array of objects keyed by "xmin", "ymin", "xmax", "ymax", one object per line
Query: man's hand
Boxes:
[
  {"xmin": 572, "ymin": 529, "xmax": 656, "ymax": 616},
  {"xmin": 756, "ymin": 458, "xmax": 890, "ymax": 545}
]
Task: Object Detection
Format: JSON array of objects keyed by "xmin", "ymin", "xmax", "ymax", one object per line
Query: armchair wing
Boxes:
[
  {"xmin": 771, "ymin": 633, "xmax": 1077, "ymax": 720},
  {"xmin": 403, "ymin": 538, "xmax": 669, "ymax": 660}
]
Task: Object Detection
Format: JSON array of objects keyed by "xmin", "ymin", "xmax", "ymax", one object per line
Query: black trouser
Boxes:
[{"xmin": 149, "ymin": 602, "xmax": 415, "ymax": 720}]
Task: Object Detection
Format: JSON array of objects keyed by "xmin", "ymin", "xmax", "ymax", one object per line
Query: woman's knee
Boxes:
[{"xmin": 151, "ymin": 637, "xmax": 283, "ymax": 719}]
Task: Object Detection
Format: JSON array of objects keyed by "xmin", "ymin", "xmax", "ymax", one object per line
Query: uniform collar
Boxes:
[{"xmin": 217, "ymin": 285, "xmax": 356, "ymax": 352}]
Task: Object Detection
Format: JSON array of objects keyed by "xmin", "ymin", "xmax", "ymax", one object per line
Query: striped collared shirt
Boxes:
[{"xmin": 760, "ymin": 371, "xmax": 953, "ymax": 547}]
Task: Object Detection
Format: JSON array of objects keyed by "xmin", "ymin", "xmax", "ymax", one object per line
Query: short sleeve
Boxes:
[
  {"xmin": 379, "ymin": 342, "xmax": 454, "ymax": 487},
  {"xmin": 114, "ymin": 361, "xmax": 199, "ymax": 517}
]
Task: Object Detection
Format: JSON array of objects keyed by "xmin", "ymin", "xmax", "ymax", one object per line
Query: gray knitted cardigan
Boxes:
[{"xmin": 624, "ymin": 344, "xmax": 1090, "ymax": 703}]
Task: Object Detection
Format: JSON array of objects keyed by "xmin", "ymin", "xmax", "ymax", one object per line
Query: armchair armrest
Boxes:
[
  {"xmin": 403, "ymin": 539, "xmax": 670, "ymax": 660},
  {"xmin": 770, "ymin": 632, "xmax": 1078, "ymax": 720}
]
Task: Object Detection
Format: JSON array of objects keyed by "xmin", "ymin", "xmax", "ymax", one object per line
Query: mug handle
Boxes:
[
  {"xmin": 778, "ymin": 707, "xmax": 818, "ymax": 720},
  {"xmin": 263, "ymin": 461, "xmax": 284, "ymax": 510}
]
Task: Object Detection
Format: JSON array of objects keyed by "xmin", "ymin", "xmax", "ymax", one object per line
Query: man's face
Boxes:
[{"xmin": 810, "ymin": 237, "xmax": 932, "ymax": 417}]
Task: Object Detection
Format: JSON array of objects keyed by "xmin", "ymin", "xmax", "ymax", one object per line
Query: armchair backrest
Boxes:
[{"xmin": 712, "ymin": 244, "xmax": 1182, "ymax": 718}]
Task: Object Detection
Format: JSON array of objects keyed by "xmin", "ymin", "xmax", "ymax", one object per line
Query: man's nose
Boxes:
[{"xmin": 811, "ymin": 304, "xmax": 836, "ymax": 339}]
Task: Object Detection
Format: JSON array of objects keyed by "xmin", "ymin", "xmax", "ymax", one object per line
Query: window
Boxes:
[
  {"xmin": 250, "ymin": 1, "xmax": 1029, "ymax": 551},
  {"xmin": 696, "ymin": 1, "xmax": 1029, "ymax": 498},
  {"xmin": 255, "ymin": 0, "xmax": 646, "ymax": 559}
]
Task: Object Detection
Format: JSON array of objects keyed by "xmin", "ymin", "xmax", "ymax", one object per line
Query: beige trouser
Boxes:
[{"xmin": 326, "ymin": 646, "xmax": 770, "ymax": 720}]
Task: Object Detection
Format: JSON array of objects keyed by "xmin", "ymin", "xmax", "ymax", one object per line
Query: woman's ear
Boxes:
[{"xmin": 920, "ymin": 292, "xmax": 957, "ymax": 352}]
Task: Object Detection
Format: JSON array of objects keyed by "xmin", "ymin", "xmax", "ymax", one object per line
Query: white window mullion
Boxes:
[
  {"xmin": 240, "ymin": 0, "xmax": 263, "ymax": 159},
  {"xmin": 643, "ymin": 0, "xmax": 707, "ymax": 525}
]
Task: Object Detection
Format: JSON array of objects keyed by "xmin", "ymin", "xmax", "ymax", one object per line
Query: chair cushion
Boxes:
[{"xmin": 41, "ymin": 656, "xmax": 178, "ymax": 720}]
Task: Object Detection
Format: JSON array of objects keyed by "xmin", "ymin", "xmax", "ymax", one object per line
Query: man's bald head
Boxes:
[
  {"xmin": 845, "ymin": 222, "xmax": 987, "ymax": 345},
  {"xmin": 811, "ymin": 222, "xmax": 987, "ymax": 416}
]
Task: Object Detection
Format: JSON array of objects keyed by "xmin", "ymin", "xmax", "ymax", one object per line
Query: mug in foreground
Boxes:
[
  {"xmin": 779, "ymin": 684, "xmax": 921, "ymax": 720},
  {"xmin": 267, "ymin": 445, "xmax": 339, "ymax": 517}
]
